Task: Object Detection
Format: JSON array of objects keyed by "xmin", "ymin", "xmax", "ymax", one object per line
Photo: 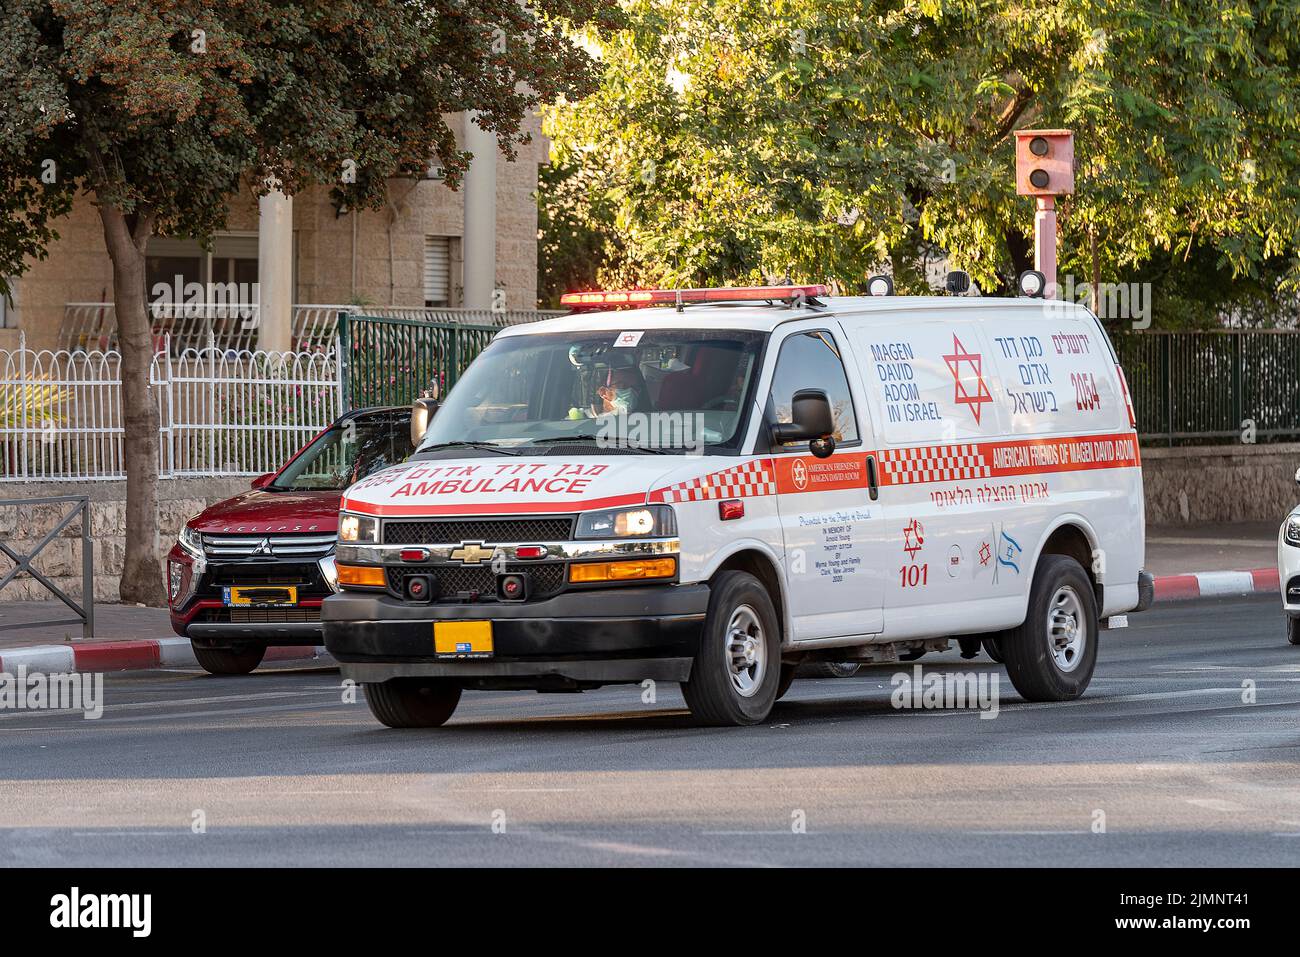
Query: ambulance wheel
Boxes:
[
  {"xmin": 682, "ymin": 571, "xmax": 781, "ymax": 726},
  {"xmin": 193, "ymin": 642, "xmax": 265, "ymax": 675},
  {"xmin": 983, "ymin": 635, "xmax": 1005, "ymax": 663},
  {"xmin": 1002, "ymin": 556, "xmax": 1098, "ymax": 701},
  {"xmin": 1288, "ymin": 617, "xmax": 1300, "ymax": 645},
  {"xmin": 803, "ymin": 661, "xmax": 861, "ymax": 679},
  {"xmin": 775, "ymin": 663, "xmax": 798, "ymax": 701},
  {"xmin": 364, "ymin": 678, "xmax": 462, "ymax": 728}
]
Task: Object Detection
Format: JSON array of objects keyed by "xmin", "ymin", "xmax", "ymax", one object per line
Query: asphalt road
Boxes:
[{"xmin": 1, "ymin": 596, "xmax": 1297, "ymax": 867}]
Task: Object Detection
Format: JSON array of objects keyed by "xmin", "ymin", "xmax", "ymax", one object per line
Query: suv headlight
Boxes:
[
  {"xmin": 339, "ymin": 512, "xmax": 380, "ymax": 544},
  {"xmin": 1285, "ymin": 516, "xmax": 1300, "ymax": 548},
  {"xmin": 575, "ymin": 505, "xmax": 676, "ymax": 539},
  {"xmin": 178, "ymin": 524, "xmax": 204, "ymax": 558}
]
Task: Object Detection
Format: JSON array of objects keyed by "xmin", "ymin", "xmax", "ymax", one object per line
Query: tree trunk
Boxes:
[{"xmin": 98, "ymin": 200, "xmax": 165, "ymax": 606}]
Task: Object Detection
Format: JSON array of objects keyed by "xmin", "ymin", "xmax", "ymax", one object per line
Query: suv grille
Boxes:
[
  {"xmin": 383, "ymin": 517, "xmax": 574, "ymax": 545},
  {"xmin": 386, "ymin": 562, "xmax": 566, "ymax": 602},
  {"xmin": 196, "ymin": 607, "xmax": 322, "ymax": 623},
  {"xmin": 202, "ymin": 533, "xmax": 335, "ymax": 560}
]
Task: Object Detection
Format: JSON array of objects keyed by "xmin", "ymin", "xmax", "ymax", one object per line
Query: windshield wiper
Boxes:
[
  {"xmin": 525, "ymin": 436, "xmax": 676, "ymax": 454},
  {"xmin": 418, "ymin": 441, "xmax": 520, "ymax": 456}
]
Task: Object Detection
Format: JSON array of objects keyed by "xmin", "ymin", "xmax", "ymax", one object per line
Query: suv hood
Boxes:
[
  {"xmin": 187, "ymin": 489, "xmax": 343, "ymax": 533},
  {"xmin": 340, "ymin": 456, "xmax": 690, "ymax": 517}
]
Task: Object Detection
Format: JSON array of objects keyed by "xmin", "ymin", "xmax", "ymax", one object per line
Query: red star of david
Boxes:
[
  {"xmin": 903, "ymin": 518, "xmax": 924, "ymax": 560},
  {"xmin": 978, "ymin": 541, "xmax": 991, "ymax": 566},
  {"xmin": 943, "ymin": 335, "xmax": 993, "ymax": 424}
]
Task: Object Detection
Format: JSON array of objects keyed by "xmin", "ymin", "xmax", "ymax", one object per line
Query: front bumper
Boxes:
[{"xmin": 322, "ymin": 583, "xmax": 709, "ymax": 685}]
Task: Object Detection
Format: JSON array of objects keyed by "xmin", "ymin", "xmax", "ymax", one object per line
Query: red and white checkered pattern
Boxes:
[
  {"xmin": 879, "ymin": 444, "xmax": 991, "ymax": 485},
  {"xmin": 655, "ymin": 459, "xmax": 776, "ymax": 503}
]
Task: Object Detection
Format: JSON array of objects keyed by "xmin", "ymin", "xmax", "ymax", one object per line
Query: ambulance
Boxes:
[{"xmin": 322, "ymin": 284, "xmax": 1153, "ymax": 727}]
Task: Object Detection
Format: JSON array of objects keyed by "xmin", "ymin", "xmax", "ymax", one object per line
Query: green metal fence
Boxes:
[
  {"xmin": 338, "ymin": 312, "xmax": 501, "ymax": 409},
  {"xmin": 1112, "ymin": 329, "xmax": 1300, "ymax": 445}
]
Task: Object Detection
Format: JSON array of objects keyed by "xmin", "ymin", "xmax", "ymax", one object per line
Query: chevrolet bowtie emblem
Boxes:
[{"xmin": 449, "ymin": 542, "xmax": 496, "ymax": 565}]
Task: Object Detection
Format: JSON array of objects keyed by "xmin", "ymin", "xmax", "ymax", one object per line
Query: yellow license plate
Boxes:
[
  {"xmin": 434, "ymin": 620, "xmax": 494, "ymax": 659},
  {"xmin": 226, "ymin": 585, "xmax": 298, "ymax": 607}
]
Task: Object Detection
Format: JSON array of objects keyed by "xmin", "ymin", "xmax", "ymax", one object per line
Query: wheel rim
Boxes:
[
  {"xmin": 725, "ymin": 604, "xmax": 766, "ymax": 697},
  {"xmin": 1046, "ymin": 585, "xmax": 1086, "ymax": 673}
]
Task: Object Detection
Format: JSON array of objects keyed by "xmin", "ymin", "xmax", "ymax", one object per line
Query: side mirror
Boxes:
[
  {"xmin": 250, "ymin": 472, "xmax": 274, "ymax": 490},
  {"xmin": 411, "ymin": 396, "xmax": 439, "ymax": 446},
  {"xmin": 770, "ymin": 389, "xmax": 836, "ymax": 458},
  {"xmin": 1294, "ymin": 466, "xmax": 1300, "ymax": 487}
]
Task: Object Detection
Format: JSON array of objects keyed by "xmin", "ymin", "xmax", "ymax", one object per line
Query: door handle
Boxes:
[{"xmin": 866, "ymin": 454, "xmax": 879, "ymax": 501}]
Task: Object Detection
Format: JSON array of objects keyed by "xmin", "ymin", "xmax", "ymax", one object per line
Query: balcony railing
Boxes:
[{"xmin": 60, "ymin": 303, "xmax": 564, "ymax": 353}]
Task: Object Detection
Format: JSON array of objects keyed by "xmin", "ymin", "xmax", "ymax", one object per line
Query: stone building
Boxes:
[{"xmin": 0, "ymin": 113, "xmax": 546, "ymax": 352}]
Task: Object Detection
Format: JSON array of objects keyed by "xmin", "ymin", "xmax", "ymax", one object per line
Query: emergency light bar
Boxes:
[{"xmin": 560, "ymin": 285, "xmax": 828, "ymax": 309}]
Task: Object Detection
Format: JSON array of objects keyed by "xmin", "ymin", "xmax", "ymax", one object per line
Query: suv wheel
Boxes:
[
  {"xmin": 1288, "ymin": 617, "xmax": 1300, "ymax": 646},
  {"xmin": 681, "ymin": 571, "xmax": 780, "ymax": 726},
  {"xmin": 192, "ymin": 643, "xmax": 266, "ymax": 676},
  {"xmin": 364, "ymin": 679, "xmax": 462, "ymax": 728},
  {"xmin": 1001, "ymin": 555, "xmax": 1098, "ymax": 701}
]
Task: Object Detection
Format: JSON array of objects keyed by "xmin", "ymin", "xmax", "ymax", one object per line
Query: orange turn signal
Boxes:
[
  {"xmin": 569, "ymin": 557, "xmax": 676, "ymax": 583},
  {"xmin": 337, "ymin": 564, "xmax": 387, "ymax": 588}
]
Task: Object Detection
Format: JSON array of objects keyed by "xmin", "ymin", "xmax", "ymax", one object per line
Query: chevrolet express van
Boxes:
[{"xmin": 322, "ymin": 285, "xmax": 1152, "ymax": 727}]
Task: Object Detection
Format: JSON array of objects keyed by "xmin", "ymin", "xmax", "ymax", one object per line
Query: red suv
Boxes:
[{"xmin": 167, "ymin": 407, "xmax": 413, "ymax": 675}]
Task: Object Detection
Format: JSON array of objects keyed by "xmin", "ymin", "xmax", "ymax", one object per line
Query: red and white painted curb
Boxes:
[
  {"xmin": 0, "ymin": 638, "xmax": 326, "ymax": 675},
  {"xmin": 1152, "ymin": 568, "xmax": 1279, "ymax": 602},
  {"xmin": 0, "ymin": 571, "xmax": 1279, "ymax": 675}
]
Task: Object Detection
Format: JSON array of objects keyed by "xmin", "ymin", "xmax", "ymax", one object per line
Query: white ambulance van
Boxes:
[{"xmin": 323, "ymin": 285, "xmax": 1152, "ymax": 727}]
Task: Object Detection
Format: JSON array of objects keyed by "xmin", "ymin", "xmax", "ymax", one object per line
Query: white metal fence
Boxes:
[
  {"xmin": 61, "ymin": 303, "xmax": 563, "ymax": 353},
  {"xmin": 0, "ymin": 334, "xmax": 343, "ymax": 481}
]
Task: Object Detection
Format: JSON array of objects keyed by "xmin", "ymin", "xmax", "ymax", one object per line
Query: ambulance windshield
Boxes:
[{"xmin": 418, "ymin": 329, "xmax": 765, "ymax": 454}]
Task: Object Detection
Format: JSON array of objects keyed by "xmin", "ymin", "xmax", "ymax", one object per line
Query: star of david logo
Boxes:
[
  {"xmin": 791, "ymin": 459, "xmax": 809, "ymax": 490},
  {"xmin": 903, "ymin": 518, "xmax": 924, "ymax": 560},
  {"xmin": 943, "ymin": 335, "xmax": 993, "ymax": 425},
  {"xmin": 978, "ymin": 541, "xmax": 992, "ymax": 566}
]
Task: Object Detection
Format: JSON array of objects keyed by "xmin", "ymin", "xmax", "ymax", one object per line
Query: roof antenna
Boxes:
[{"xmin": 675, "ymin": 290, "xmax": 684, "ymax": 313}]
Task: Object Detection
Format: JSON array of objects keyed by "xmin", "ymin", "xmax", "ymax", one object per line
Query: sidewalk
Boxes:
[{"xmin": 0, "ymin": 521, "xmax": 1283, "ymax": 673}]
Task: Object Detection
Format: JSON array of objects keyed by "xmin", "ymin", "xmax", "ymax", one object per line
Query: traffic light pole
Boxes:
[{"xmin": 1035, "ymin": 196, "xmax": 1057, "ymax": 291}]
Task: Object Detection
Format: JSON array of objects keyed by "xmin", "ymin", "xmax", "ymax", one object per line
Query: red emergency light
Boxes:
[{"xmin": 560, "ymin": 285, "xmax": 828, "ymax": 309}]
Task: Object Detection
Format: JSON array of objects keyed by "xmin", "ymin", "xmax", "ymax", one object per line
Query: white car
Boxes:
[
  {"xmin": 1279, "ymin": 467, "xmax": 1300, "ymax": 645},
  {"xmin": 323, "ymin": 284, "xmax": 1152, "ymax": 728}
]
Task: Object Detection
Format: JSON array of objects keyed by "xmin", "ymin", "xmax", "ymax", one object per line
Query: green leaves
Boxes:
[{"xmin": 542, "ymin": 0, "xmax": 1300, "ymax": 320}]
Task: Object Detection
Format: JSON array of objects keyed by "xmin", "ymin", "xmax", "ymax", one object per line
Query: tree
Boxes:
[
  {"xmin": 543, "ymin": 0, "xmax": 1300, "ymax": 318},
  {"xmin": 0, "ymin": 0, "xmax": 613, "ymax": 603}
]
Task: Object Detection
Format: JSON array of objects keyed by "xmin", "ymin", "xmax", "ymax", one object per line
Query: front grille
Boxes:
[
  {"xmin": 202, "ymin": 532, "xmax": 335, "ymax": 559},
  {"xmin": 386, "ymin": 562, "xmax": 566, "ymax": 602},
  {"xmin": 195, "ymin": 607, "xmax": 321, "ymax": 623},
  {"xmin": 383, "ymin": 517, "xmax": 574, "ymax": 545},
  {"xmin": 198, "ymin": 561, "xmax": 331, "ymax": 600}
]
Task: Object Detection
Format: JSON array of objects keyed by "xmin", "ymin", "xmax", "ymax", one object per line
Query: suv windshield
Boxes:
[
  {"xmin": 417, "ymin": 329, "xmax": 766, "ymax": 453},
  {"xmin": 271, "ymin": 413, "xmax": 414, "ymax": 491}
]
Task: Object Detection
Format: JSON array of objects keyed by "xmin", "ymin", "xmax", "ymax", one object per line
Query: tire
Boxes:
[
  {"xmin": 775, "ymin": 663, "xmax": 798, "ymax": 701},
  {"xmin": 364, "ymin": 678, "xmax": 462, "ymax": 728},
  {"xmin": 680, "ymin": 571, "xmax": 781, "ymax": 726},
  {"xmin": 192, "ymin": 642, "xmax": 265, "ymax": 675},
  {"xmin": 802, "ymin": 661, "xmax": 861, "ymax": 679},
  {"xmin": 1001, "ymin": 555, "xmax": 1098, "ymax": 701},
  {"xmin": 1288, "ymin": 617, "xmax": 1300, "ymax": 646},
  {"xmin": 983, "ymin": 636, "xmax": 1005, "ymax": 663}
]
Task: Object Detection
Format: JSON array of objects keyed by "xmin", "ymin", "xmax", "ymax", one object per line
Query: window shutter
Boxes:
[{"xmin": 424, "ymin": 236, "xmax": 451, "ymax": 306}]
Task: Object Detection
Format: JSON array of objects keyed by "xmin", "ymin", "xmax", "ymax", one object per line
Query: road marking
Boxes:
[{"xmin": 1147, "ymin": 537, "xmax": 1274, "ymax": 548}]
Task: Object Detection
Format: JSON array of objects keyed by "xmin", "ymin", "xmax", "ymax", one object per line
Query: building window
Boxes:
[
  {"xmin": 424, "ymin": 236, "xmax": 452, "ymax": 307},
  {"xmin": 146, "ymin": 234, "xmax": 259, "ymax": 303}
]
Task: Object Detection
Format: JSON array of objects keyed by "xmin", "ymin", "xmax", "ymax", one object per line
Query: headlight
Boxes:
[
  {"xmin": 575, "ymin": 505, "xmax": 676, "ymax": 539},
  {"xmin": 1285, "ymin": 517, "xmax": 1300, "ymax": 547},
  {"xmin": 178, "ymin": 524, "xmax": 204, "ymax": 558},
  {"xmin": 339, "ymin": 512, "xmax": 379, "ymax": 544}
]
